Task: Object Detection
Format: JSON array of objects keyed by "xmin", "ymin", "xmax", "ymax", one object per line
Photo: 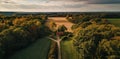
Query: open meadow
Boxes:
[
  {"xmin": 8, "ymin": 38, "xmax": 51, "ymax": 59},
  {"xmin": 107, "ymin": 18, "xmax": 120, "ymax": 27}
]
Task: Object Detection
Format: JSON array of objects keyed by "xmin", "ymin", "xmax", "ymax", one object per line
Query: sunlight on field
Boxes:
[{"xmin": 49, "ymin": 17, "xmax": 73, "ymax": 32}]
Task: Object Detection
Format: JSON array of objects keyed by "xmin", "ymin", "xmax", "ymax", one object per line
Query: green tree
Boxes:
[
  {"xmin": 97, "ymin": 39, "xmax": 120, "ymax": 59},
  {"xmin": 73, "ymin": 23, "xmax": 120, "ymax": 59},
  {"xmin": 57, "ymin": 25, "xmax": 67, "ymax": 32}
]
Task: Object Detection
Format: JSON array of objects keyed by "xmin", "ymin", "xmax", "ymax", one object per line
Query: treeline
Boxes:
[
  {"xmin": 47, "ymin": 12, "xmax": 120, "ymax": 17},
  {"xmin": 0, "ymin": 15, "xmax": 53, "ymax": 59},
  {"xmin": 67, "ymin": 15, "xmax": 120, "ymax": 59},
  {"xmin": 66, "ymin": 14, "xmax": 110, "ymax": 24},
  {"xmin": 1, "ymin": 12, "xmax": 120, "ymax": 18}
]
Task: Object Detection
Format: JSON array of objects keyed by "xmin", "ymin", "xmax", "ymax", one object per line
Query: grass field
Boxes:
[
  {"xmin": 61, "ymin": 40, "xmax": 80, "ymax": 59},
  {"xmin": 107, "ymin": 18, "xmax": 120, "ymax": 27},
  {"xmin": 8, "ymin": 37, "xmax": 51, "ymax": 59}
]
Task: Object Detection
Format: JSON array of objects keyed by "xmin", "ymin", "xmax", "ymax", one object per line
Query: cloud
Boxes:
[
  {"xmin": 0, "ymin": 0, "xmax": 12, "ymax": 4},
  {"xmin": 0, "ymin": 0, "xmax": 120, "ymax": 12},
  {"xmin": 49, "ymin": 0, "xmax": 120, "ymax": 4},
  {"xmin": 80, "ymin": 4, "xmax": 120, "ymax": 12},
  {"xmin": 0, "ymin": 4, "xmax": 120, "ymax": 12},
  {"xmin": 1, "ymin": 0, "xmax": 120, "ymax": 4},
  {"xmin": 87, "ymin": 0, "xmax": 120, "ymax": 4},
  {"xmin": 50, "ymin": 0, "xmax": 88, "ymax": 1}
]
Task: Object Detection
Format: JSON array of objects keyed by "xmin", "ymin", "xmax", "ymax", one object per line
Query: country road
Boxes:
[
  {"xmin": 48, "ymin": 17, "xmax": 73, "ymax": 59},
  {"xmin": 48, "ymin": 36, "xmax": 62, "ymax": 59},
  {"xmin": 48, "ymin": 17, "xmax": 73, "ymax": 32}
]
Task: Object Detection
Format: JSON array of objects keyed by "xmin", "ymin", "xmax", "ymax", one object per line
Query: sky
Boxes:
[{"xmin": 0, "ymin": 0, "xmax": 120, "ymax": 12}]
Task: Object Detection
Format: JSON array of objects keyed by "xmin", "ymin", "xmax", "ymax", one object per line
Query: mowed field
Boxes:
[
  {"xmin": 49, "ymin": 17, "xmax": 73, "ymax": 32},
  {"xmin": 107, "ymin": 18, "xmax": 120, "ymax": 27},
  {"xmin": 61, "ymin": 40, "xmax": 80, "ymax": 59},
  {"xmin": 8, "ymin": 38, "xmax": 51, "ymax": 59}
]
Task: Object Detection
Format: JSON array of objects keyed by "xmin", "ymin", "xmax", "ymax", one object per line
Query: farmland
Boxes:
[
  {"xmin": 8, "ymin": 38, "xmax": 51, "ymax": 59},
  {"xmin": 48, "ymin": 17, "xmax": 73, "ymax": 32},
  {"xmin": 107, "ymin": 18, "xmax": 120, "ymax": 27},
  {"xmin": 61, "ymin": 40, "xmax": 79, "ymax": 59}
]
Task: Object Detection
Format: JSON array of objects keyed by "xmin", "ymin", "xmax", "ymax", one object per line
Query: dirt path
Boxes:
[
  {"xmin": 48, "ymin": 17, "xmax": 73, "ymax": 32},
  {"xmin": 48, "ymin": 17, "xmax": 73, "ymax": 59},
  {"xmin": 48, "ymin": 36, "xmax": 62, "ymax": 59}
]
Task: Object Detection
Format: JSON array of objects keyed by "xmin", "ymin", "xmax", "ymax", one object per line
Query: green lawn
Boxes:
[
  {"xmin": 61, "ymin": 40, "xmax": 79, "ymax": 59},
  {"xmin": 8, "ymin": 37, "xmax": 51, "ymax": 59},
  {"xmin": 107, "ymin": 18, "xmax": 120, "ymax": 27}
]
